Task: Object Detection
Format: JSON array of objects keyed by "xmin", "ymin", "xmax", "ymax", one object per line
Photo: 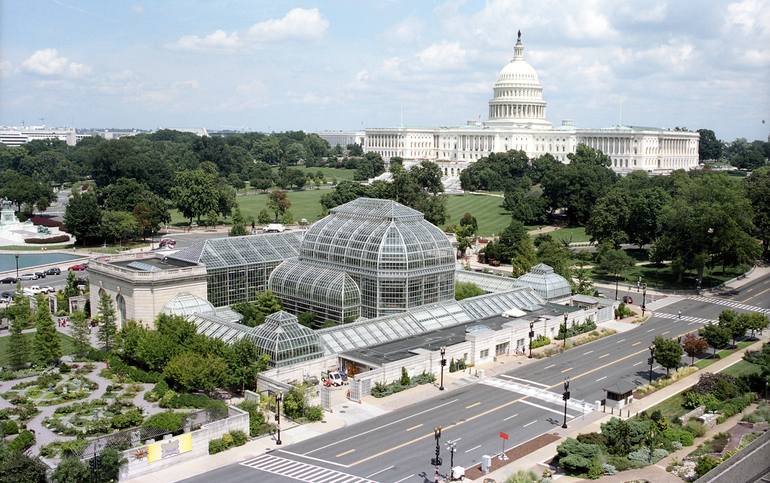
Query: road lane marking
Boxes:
[
  {"xmin": 616, "ymin": 338, "xmax": 626, "ymax": 344},
  {"xmin": 598, "ymin": 353, "xmax": 610, "ymax": 359},
  {"xmin": 393, "ymin": 475, "xmax": 415, "ymax": 483},
  {"xmin": 689, "ymin": 321, "xmax": 698, "ymax": 325},
  {"xmin": 366, "ymin": 466, "xmax": 394, "ymax": 478},
  {"xmin": 519, "ymin": 399, "xmax": 574, "ymax": 418},
  {"xmin": 304, "ymin": 398, "xmax": 459, "ymax": 455},
  {"xmin": 406, "ymin": 423, "xmax": 423, "ymax": 432},
  {"xmin": 498, "ymin": 374, "xmax": 549, "ymax": 388},
  {"xmin": 745, "ymin": 287, "xmax": 770, "ymax": 303},
  {"xmin": 633, "ymin": 361, "xmax": 643, "ymax": 366},
  {"xmin": 335, "ymin": 448, "xmax": 355, "ymax": 458},
  {"xmin": 583, "ymin": 350, "xmax": 594, "ymax": 355},
  {"xmin": 561, "ymin": 367, "xmax": 573, "ymax": 373},
  {"xmin": 464, "ymin": 444, "xmax": 482, "ymax": 453},
  {"xmin": 466, "ymin": 402, "xmax": 481, "ymax": 409},
  {"xmin": 631, "ymin": 341, "xmax": 641, "ymax": 347},
  {"xmin": 523, "ymin": 420, "xmax": 537, "ymax": 428},
  {"xmin": 596, "ymin": 376, "xmax": 607, "ymax": 382},
  {"xmin": 544, "ymin": 364, "xmax": 556, "ymax": 369},
  {"xmin": 277, "ymin": 449, "xmax": 352, "ymax": 468},
  {"xmin": 504, "ymin": 413, "xmax": 519, "ymax": 421},
  {"xmin": 662, "ymin": 330, "xmax": 670, "ymax": 335},
  {"xmin": 647, "ymin": 329, "xmax": 655, "ymax": 333}
]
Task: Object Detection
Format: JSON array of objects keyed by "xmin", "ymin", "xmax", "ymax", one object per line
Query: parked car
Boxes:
[
  {"xmin": 0, "ymin": 294, "xmax": 12, "ymax": 304},
  {"xmin": 19, "ymin": 273, "xmax": 38, "ymax": 281},
  {"xmin": 35, "ymin": 272, "xmax": 46, "ymax": 279},
  {"xmin": 45, "ymin": 267, "xmax": 61, "ymax": 275},
  {"xmin": 68, "ymin": 263, "xmax": 88, "ymax": 271},
  {"xmin": 42, "ymin": 286, "xmax": 56, "ymax": 294},
  {"xmin": 326, "ymin": 371, "xmax": 345, "ymax": 387},
  {"xmin": 23, "ymin": 286, "xmax": 43, "ymax": 296},
  {"xmin": 159, "ymin": 238, "xmax": 176, "ymax": 248},
  {"xmin": 0, "ymin": 277, "xmax": 17, "ymax": 284},
  {"xmin": 263, "ymin": 223, "xmax": 285, "ymax": 233}
]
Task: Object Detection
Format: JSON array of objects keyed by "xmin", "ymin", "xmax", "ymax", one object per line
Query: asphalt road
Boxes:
[{"xmin": 184, "ymin": 274, "xmax": 770, "ymax": 483}]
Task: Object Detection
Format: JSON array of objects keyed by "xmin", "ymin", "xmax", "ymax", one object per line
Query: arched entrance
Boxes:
[{"xmin": 116, "ymin": 294, "xmax": 126, "ymax": 329}]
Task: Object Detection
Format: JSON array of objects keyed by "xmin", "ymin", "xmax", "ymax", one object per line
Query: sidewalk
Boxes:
[{"xmin": 479, "ymin": 334, "xmax": 769, "ymax": 482}]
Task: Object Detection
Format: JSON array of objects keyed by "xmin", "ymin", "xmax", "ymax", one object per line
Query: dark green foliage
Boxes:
[
  {"xmin": 455, "ymin": 281, "xmax": 484, "ymax": 301},
  {"xmin": 1, "ymin": 419, "xmax": 19, "ymax": 435},
  {"xmin": 576, "ymin": 432, "xmax": 607, "ymax": 448},
  {"xmin": 208, "ymin": 430, "xmax": 248, "ymax": 454},
  {"xmin": 142, "ymin": 411, "xmax": 184, "ymax": 433},
  {"xmin": 653, "ymin": 336, "xmax": 684, "ymax": 376},
  {"xmin": 400, "ymin": 367, "xmax": 410, "ymax": 386},
  {"xmin": 370, "ymin": 372, "xmax": 436, "ymax": 397},
  {"xmin": 695, "ymin": 455, "xmax": 720, "ymax": 477},
  {"xmin": 237, "ymin": 400, "xmax": 273, "ymax": 437},
  {"xmin": 558, "ymin": 320, "xmax": 597, "ymax": 339},
  {"xmin": 110, "ymin": 409, "xmax": 143, "ymax": 430},
  {"xmin": 32, "ymin": 296, "xmax": 61, "ymax": 366},
  {"xmin": 700, "ymin": 323, "xmax": 731, "ymax": 355},
  {"xmin": 531, "ymin": 335, "xmax": 550, "ymax": 349},
  {"xmin": 0, "ymin": 445, "xmax": 48, "ymax": 483},
  {"xmin": 7, "ymin": 429, "xmax": 35, "ymax": 452},
  {"xmin": 282, "ymin": 385, "xmax": 324, "ymax": 422},
  {"xmin": 556, "ymin": 438, "xmax": 602, "ymax": 475},
  {"xmin": 52, "ymin": 457, "xmax": 90, "ymax": 483},
  {"xmin": 63, "ymin": 190, "xmax": 102, "ymax": 244}
]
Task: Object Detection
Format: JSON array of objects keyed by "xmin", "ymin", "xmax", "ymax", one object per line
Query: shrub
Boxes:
[
  {"xmin": 663, "ymin": 427, "xmax": 695, "ymax": 447},
  {"xmin": 107, "ymin": 355, "xmax": 161, "ymax": 383},
  {"xmin": 615, "ymin": 303, "xmax": 634, "ymax": 318},
  {"xmin": 142, "ymin": 411, "xmax": 184, "ymax": 433},
  {"xmin": 412, "ymin": 372, "xmax": 436, "ymax": 385},
  {"xmin": 230, "ymin": 430, "xmax": 247, "ymax": 446},
  {"xmin": 1, "ymin": 419, "xmax": 19, "ymax": 435},
  {"xmin": 400, "ymin": 367, "xmax": 410, "ymax": 386},
  {"xmin": 504, "ymin": 470, "xmax": 539, "ymax": 482},
  {"xmin": 110, "ymin": 409, "xmax": 143, "ymax": 429},
  {"xmin": 8, "ymin": 429, "xmax": 35, "ymax": 452},
  {"xmin": 577, "ymin": 432, "xmax": 607, "ymax": 448},
  {"xmin": 719, "ymin": 393, "xmax": 755, "ymax": 420},
  {"xmin": 560, "ymin": 454, "xmax": 593, "ymax": 474},
  {"xmin": 672, "ymin": 441, "xmax": 683, "ymax": 450},
  {"xmin": 689, "ymin": 373, "xmax": 745, "ymax": 400},
  {"xmin": 685, "ymin": 420, "xmax": 707, "ymax": 437},
  {"xmin": 695, "ymin": 455, "xmax": 720, "ymax": 477},
  {"xmin": 304, "ymin": 405, "xmax": 323, "ymax": 422},
  {"xmin": 601, "ymin": 463, "xmax": 617, "ymax": 475},
  {"xmin": 531, "ymin": 335, "xmax": 551, "ymax": 349},
  {"xmin": 208, "ymin": 430, "xmax": 248, "ymax": 454},
  {"xmin": 237, "ymin": 400, "xmax": 272, "ymax": 437},
  {"xmin": 208, "ymin": 438, "xmax": 226, "ymax": 454}
]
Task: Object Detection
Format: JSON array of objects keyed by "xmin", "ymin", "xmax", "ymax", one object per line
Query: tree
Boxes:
[
  {"xmin": 459, "ymin": 212, "xmax": 478, "ymax": 234},
  {"xmin": 740, "ymin": 312, "xmax": 769, "ymax": 337},
  {"xmin": 255, "ymin": 290, "xmax": 282, "ymax": 315},
  {"xmin": 597, "ymin": 246, "xmax": 634, "ymax": 300},
  {"xmin": 726, "ymin": 138, "xmax": 767, "ymax": 170},
  {"xmin": 171, "ymin": 169, "xmax": 219, "ymax": 224},
  {"xmin": 626, "ymin": 188, "xmax": 670, "ymax": 248},
  {"xmin": 400, "ymin": 367, "xmax": 410, "ymax": 386},
  {"xmin": 745, "ymin": 166, "xmax": 770, "ymax": 256},
  {"xmin": 32, "ymin": 295, "xmax": 61, "ymax": 366},
  {"xmin": 700, "ymin": 323, "xmax": 731, "ymax": 356},
  {"xmin": 346, "ymin": 143, "xmax": 363, "ymax": 156},
  {"xmin": 453, "ymin": 224, "xmax": 476, "ymax": 257},
  {"xmin": 298, "ymin": 312, "xmax": 315, "ymax": 328},
  {"xmin": 163, "ymin": 352, "xmax": 228, "ymax": 392},
  {"xmin": 64, "ymin": 190, "xmax": 102, "ymax": 244},
  {"xmin": 70, "ymin": 310, "xmax": 91, "ymax": 358},
  {"xmin": 573, "ymin": 264, "xmax": 595, "ymax": 296},
  {"xmin": 226, "ymin": 338, "xmax": 269, "ymax": 392},
  {"xmin": 455, "ymin": 281, "xmax": 485, "ymax": 301},
  {"xmin": 653, "ymin": 336, "xmax": 683, "ymax": 376},
  {"xmin": 62, "ymin": 269, "xmax": 80, "ymax": 301},
  {"xmin": 267, "ymin": 190, "xmax": 291, "ymax": 221},
  {"xmin": 682, "ymin": 333, "xmax": 709, "ymax": 366},
  {"xmin": 100, "ymin": 210, "xmax": 138, "ymax": 243},
  {"xmin": 535, "ymin": 235, "xmax": 572, "ymax": 280},
  {"xmin": 696, "ymin": 129, "xmax": 723, "ymax": 161},
  {"xmin": 96, "ymin": 292, "xmax": 117, "ymax": 352},
  {"xmin": 93, "ymin": 447, "xmax": 125, "ymax": 483},
  {"xmin": 52, "ymin": 457, "xmax": 90, "ymax": 483},
  {"xmin": 500, "ymin": 221, "xmax": 537, "ymax": 277},
  {"xmin": 586, "ymin": 189, "xmax": 631, "ymax": 247},
  {"xmin": 719, "ymin": 309, "xmax": 746, "ymax": 346},
  {"xmin": 0, "ymin": 447, "xmax": 48, "ymax": 483},
  {"xmin": 6, "ymin": 296, "xmax": 29, "ymax": 369},
  {"xmin": 257, "ymin": 208, "xmax": 272, "ymax": 224},
  {"xmin": 229, "ymin": 206, "xmax": 248, "ymax": 236}
]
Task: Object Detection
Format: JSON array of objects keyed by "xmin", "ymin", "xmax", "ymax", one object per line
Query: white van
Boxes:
[{"xmin": 264, "ymin": 223, "xmax": 285, "ymax": 233}]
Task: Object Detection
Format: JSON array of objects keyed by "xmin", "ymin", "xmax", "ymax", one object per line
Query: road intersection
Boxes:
[{"xmin": 184, "ymin": 274, "xmax": 770, "ymax": 483}]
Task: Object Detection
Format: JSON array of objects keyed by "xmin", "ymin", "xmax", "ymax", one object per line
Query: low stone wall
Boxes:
[
  {"xmin": 117, "ymin": 406, "xmax": 249, "ymax": 481},
  {"xmin": 682, "ymin": 405, "xmax": 706, "ymax": 422}
]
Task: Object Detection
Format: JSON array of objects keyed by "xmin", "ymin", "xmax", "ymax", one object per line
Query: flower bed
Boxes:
[{"xmin": 370, "ymin": 371, "xmax": 436, "ymax": 398}]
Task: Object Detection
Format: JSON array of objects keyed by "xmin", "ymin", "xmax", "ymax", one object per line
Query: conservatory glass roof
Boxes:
[
  {"xmin": 455, "ymin": 268, "xmax": 519, "ymax": 293},
  {"xmin": 247, "ymin": 311, "xmax": 324, "ymax": 367},
  {"xmin": 162, "ymin": 293, "xmax": 216, "ymax": 317},
  {"xmin": 268, "ymin": 259, "xmax": 361, "ymax": 309},
  {"xmin": 170, "ymin": 232, "xmax": 304, "ymax": 269},
  {"xmin": 187, "ymin": 309, "xmax": 250, "ymax": 344},
  {"xmin": 513, "ymin": 263, "xmax": 572, "ymax": 300}
]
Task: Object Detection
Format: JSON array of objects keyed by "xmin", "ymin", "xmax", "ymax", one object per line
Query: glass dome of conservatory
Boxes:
[
  {"xmin": 300, "ymin": 198, "xmax": 454, "ymax": 274},
  {"xmin": 513, "ymin": 263, "xmax": 571, "ymax": 300},
  {"xmin": 247, "ymin": 311, "xmax": 324, "ymax": 367},
  {"xmin": 162, "ymin": 293, "xmax": 215, "ymax": 317}
]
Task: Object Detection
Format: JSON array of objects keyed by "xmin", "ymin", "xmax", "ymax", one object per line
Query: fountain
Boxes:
[{"xmin": 0, "ymin": 199, "xmax": 74, "ymax": 246}]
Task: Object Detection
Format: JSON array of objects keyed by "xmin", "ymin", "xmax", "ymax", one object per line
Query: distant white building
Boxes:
[
  {"xmin": 363, "ymin": 33, "xmax": 699, "ymax": 176},
  {"xmin": 164, "ymin": 127, "xmax": 209, "ymax": 137},
  {"xmin": 0, "ymin": 125, "xmax": 78, "ymax": 146},
  {"xmin": 315, "ymin": 131, "xmax": 364, "ymax": 148}
]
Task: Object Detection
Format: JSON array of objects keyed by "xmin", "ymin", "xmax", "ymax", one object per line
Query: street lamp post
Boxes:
[
  {"xmin": 431, "ymin": 426, "xmax": 442, "ymax": 483},
  {"xmin": 528, "ymin": 320, "xmax": 535, "ymax": 359},
  {"xmin": 439, "ymin": 346, "xmax": 446, "ymax": 391},
  {"xmin": 275, "ymin": 392, "xmax": 283, "ymax": 445},
  {"xmin": 15, "ymin": 254, "xmax": 19, "ymax": 280},
  {"xmin": 562, "ymin": 313, "xmax": 568, "ymax": 351},
  {"xmin": 648, "ymin": 344, "xmax": 656, "ymax": 384},
  {"xmin": 641, "ymin": 283, "xmax": 647, "ymax": 316},
  {"xmin": 446, "ymin": 440, "xmax": 457, "ymax": 481},
  {"xmin": 562, "ymin": 379, "xmax": 570, "ymax": 429}
]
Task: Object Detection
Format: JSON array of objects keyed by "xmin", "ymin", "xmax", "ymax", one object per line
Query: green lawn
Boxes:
[
  {"xmin": 649, "ymin": 392, "xmax": 688, "ymax": 419},
  {"xmin": 587, "ymin": 263, "xmax": 748, "ymax": 291},
  {"xmin": 548, "ymin": 226, "xmax": 589, "ymax": 244},
  {"xmin": 721, "ymin": 360, "xmax": 762, "ymax": 378},
  {"xmin": 445, "ymin": 194, "xmax": 513, "ymax": 236},
  {"xmin": 695, "ymin": 342, "xmax": 756, "ymax": 369},
  {"xmin": 0, "ymin": 332, "xmax": 77, "ymax": 367},
  {"xmin": 283, "ymin": 166, "xmax": 357, "ymax": 182}
]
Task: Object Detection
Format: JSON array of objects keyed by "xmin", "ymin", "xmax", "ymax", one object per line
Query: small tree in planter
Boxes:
[{"xmin": 400, "ymin": 367, "xmax": 410, "ymax": 386}]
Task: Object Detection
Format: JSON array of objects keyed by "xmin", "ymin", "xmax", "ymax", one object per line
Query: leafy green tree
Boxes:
[
  {"xmin": 32, "ymin": 295, "xmax": 61, "ymax": 366},
  {"xmin": 453, "ymin": 224, "xmax": 476, "ymax": 257},
  {"xmin": 298, "ymin": 312, "xmax": 315, "ymax": 328},
  {"xmin": 653, "ymin": 336, "xmax": 683, "ymax": 376},
  {"xmin": 700, "ymin": 323, "xmax": 731, "ymax": 356},
  {"xmin": 346, "ymin": 143, "xmax": 363, "ymax": 156},
  {"xmin": 740, "ymin": 312, "xmax": 769, "ymax": 337},
  {"xmin": 255, "ymin": 290, "xmax": 282, "ymax": 315},
  {"xmin": 586, "ymin": 189, "xmax": 631, "ymax": 247},
  {"xmin": 257, "ymin": 208, "xmax": 272, "ymax": 224},
  {"xmin": 745, "ymin": 166, "xmax": 770, "ymax": 256},
  {"xmin": 719, "ymin": 309, "xmax": 746, "ymax": 345},
  {"xmin": 229, "ymin": 206, "xmax": 248, "ymax": 236},
  {"xmin": 535, "ymin": 235, "xmax": 572, "ymax": 280},
  {"xmin": 267, "ymin": 190, "xmax": 291, "ymax": 221},
  {"xmin": 64, "ymin": 191, "xmax": 102, "ymax": 244},
  {"xmin": 69, "ymin": 310, "xmax": 91, "ymax": 359},
  {"xmin": 6, "ymin": 297, "xmax": 29, "ymax": 369},
  {"xmin": 96, "ymin": 292, "xmax": 117, "ymax": 352},
  {"xmin": 226, "ymin": 339, "xmax": 269, "ymax": 392},
  {"xmin": 573, "ymin": 264, "xmax": 595, "ymax": 296},
  {"xmin": 626, "ymin": 187, "xmax": 670, "ymax": 248},
  {"xmin": 696, "ymin": 129, "xmax": 723, "ymax": 161},
  {"xmin": 455, "ymin": 281, "xmax": 485, "ymax": 301},
  {"xmin": 353, "ymin": 152, "xmax": 385, "ymax": 181},
  {"xmin": 52, "ymin": 457, "xmax": 90, "ymax": 483},
  {"xmin": 93, "ymin": 447, "xmax": 125, "ymax": 483},
  {"xmin": 0, "ymin": 446, "xmax": 48, "ymax": 483},
  {"xmin": 597, "ymin": 247, "xmax": 634, "ymax": 299},
  {"xmin": 163, "ymin": 352, "xmax": 228, "ymax": 392},
  {"xmin": 171, "ymin": 168, "xmax": 219, "ymax": 224},
  {"xmin": 100, "ymin": 210, "xmax": 138, "ymax": 243},
  {"xmin": 726, "ymin": 138, "xmax": 767, "ymax": 170},
  {"xmin": 62, "ymin": 270, "xmax": 80, "ymax": 300},
  {"xmin": 459, "ymin": 212, "xmax": 478, "ymax": 234}
]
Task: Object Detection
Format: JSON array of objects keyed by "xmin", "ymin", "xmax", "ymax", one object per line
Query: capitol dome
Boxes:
[{"xmin": 487, "ymin": 32, "xmax": 551, "ymax": 128}]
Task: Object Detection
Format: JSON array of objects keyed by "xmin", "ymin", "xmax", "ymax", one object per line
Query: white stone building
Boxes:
[
  {"xmin": 0, "ymin": 125, "xmax": 78, "ymax": 146},
  {"xmin": 363, "ymin": 33, "xmax": 699, "ymax": 176}
]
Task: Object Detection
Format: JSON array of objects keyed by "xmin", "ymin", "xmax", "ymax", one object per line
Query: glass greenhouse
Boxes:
[
  {"xmin": 247, "ymin": 311, "xmax": 324, "ymax": 367},
  {"xmin": 267, "ymin": 259, "xmax": 361, "ymax": 324},
  {"xmin": 513, "ymin": 263, "xmax": 572, "ymax": 300},
  {"xmin": 270, "ymin": 198, "xmax": 455, "ymax": 321},
  {"xmin": 170, "ymin": 232, "xmax": 303, "ymax": 306}
]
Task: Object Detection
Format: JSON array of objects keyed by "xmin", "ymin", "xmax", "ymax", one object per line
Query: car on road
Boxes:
[
  {"xmin": 35, "ymin": 271, "xmax": 46, "ymax": 279},
  {"xmin": 45, "ymin": 267, "xmax": 61, "ymax": 275},
  {"xmin": 0, "ymin": 277, "xmax": 17, "ymax": 284},
  {"xmin": 68, "ymin": 263, "xmax": 88, "ymax": 271},
  {"xmin": 19, "ymin": 273, "xmax": 38, "ymax": 281},
  {"xmin": 23, "ymin": 286, "xmax": 44, "ymax": 296},
  {"xmin": 0, "ymin": 293, "xmax": 12, "ymax": 303},
  {"xmin": 159, "ymin": 238, "xmax": 176, "ymax": 248}
]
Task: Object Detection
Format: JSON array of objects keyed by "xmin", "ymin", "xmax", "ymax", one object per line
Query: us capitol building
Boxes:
[{"xmin": 362, "ymin": 33, "xmax": 699, "ymax": 177}]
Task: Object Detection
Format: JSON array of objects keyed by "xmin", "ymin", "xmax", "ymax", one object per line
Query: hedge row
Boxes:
[{"xmin": 208, "ymin": 430, "xmax": 247, "ymax": 454}]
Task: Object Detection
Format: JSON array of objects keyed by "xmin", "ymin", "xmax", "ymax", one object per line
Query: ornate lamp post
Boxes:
[
  {"xmin": 446, "ymin": 440, "xmax": 457, "ymax": 481},
  {"xmin": 562, "ymin": 313, "xmax": 568, "ymax": 351},
  {"xmin": 431, "ymin": 426, "xmax": 443, "ymax": 483},
  {"xmin": 528, "ymin": 320, "xmax": 535, "ymax": 359},
  {"xmin": 562, "ymin": 379, "xmax": 571, "ymax": 429},
  {"xmin": 15, "ymin": 254, "xmax": 19, "ymax": 280},
  {"xmin": 641, "ymin": 283, "xmax": 647, "ymax": 316},
  {"xmin": 439, "ymin": 346, "xmax": 447, "ymax": 391},
  {"xmin": 275, "ymin": 392, "xmax": 283, "ymax": 445},
  {"xmin": 648, "ymin": 344, "xmax": 656, "ymax": 384}
]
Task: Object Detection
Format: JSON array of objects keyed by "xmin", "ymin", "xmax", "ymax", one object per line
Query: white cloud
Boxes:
[
  {"xmin": 169, "ymin": 8, "xmax": 329, "ymax": 53},
  {"xmin": 355, "ymin": 69, "xmax": 370, "ymax": 83},
  {"xmin": 20, "ymin": 49, "xmax": 90, "ymax": 78},
  {"xmin": 247, "ymin": 8, "xmax": 328, "ymax": 43},
  {"xmin": 564, "ymin": 3, "xmax": 618, "ymax": 41},
  {"xmin": 386, "ymin": 17, "xmax": 423, "ymax": 43},
  {"xmin": 171, "ymin": 30, "xmax": 241, "ymax": 51},
  {"xmin": 416, "ymin": 42, "xmax": 467, "ymax": 70},
  {"xmin": 726, "ymin": 0, "xmax": 770, "ymax": 37},
  {"xmin": 0, "ymin": 61, "xmax": 13, "ymax": 78}
]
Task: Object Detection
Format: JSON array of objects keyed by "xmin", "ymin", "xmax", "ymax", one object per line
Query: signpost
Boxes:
[{"xmin": 499, "ymin": 431, "xmax": 509, "ymax": 461}]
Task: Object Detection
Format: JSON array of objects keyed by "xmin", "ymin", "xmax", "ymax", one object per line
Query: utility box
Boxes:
[
  {"xmin": 482, "ymin": 454, "xmax": 492, "ymax": 474},
  {"xmin": 452, "ymin": 466, "xmax": 465, "ymax": 479}
]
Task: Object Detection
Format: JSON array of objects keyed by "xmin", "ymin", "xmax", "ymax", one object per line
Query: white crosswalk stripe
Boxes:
[
  {"xmin": 240, "ymin": 454, "xmax": 378, "ymax": 483},
  {"xmin": 482, "ymin": 377, "xmax": 595, "ymax": 414},
  {"xmin": 687, "ymin": 296, "xmax": 770, "ymax": 315},
  {"xmin": 655, "ymin": 312, "xmax": 716, "ymax": 325}
]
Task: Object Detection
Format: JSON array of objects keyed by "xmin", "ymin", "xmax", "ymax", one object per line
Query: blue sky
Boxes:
[{"xmin": 1, "ymin": 0, "xmax": 768, "ymax": 140}]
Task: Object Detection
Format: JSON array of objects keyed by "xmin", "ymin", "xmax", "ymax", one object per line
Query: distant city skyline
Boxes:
[{"xmin": 1, "ymin": 0, "xmax": 768, "ymax": 141}]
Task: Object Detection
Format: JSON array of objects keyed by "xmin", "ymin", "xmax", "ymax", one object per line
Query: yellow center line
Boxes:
[
  {"xmin": 405, "ymin": 423, "xmax": 423, "ymax": 432},
  {"xmin": 631, "ymin": 341, "xmax": 641, "ymax": 347},
  {"xmin": 598, "ymin": 353, "xmax": 610, "ymax": 359},
  {"xmin": 465, "ymin": 402, "xmax": 481, "ymax": 409},
  {"xmin": 336, "ymin": 448, "xmax": 356, "ymax": 458},
  {"xmin": 561, "ymin": 367, "xmax": 573, "ymax": 373}
]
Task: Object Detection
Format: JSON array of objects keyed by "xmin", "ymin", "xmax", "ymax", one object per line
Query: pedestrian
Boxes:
[{"xmin": 678, "ymin": 310, "xmax": 682, "ymax": 320}]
